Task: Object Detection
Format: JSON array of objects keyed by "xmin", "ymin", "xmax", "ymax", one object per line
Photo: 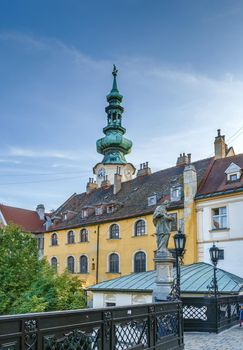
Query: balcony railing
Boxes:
[
  {"xmin": 0, "ymin": 302, "xmax": 184, "ymax": 350},
  {"xmin": 182, "ymin": 295, "xmax": 243, "ymax": 333}
]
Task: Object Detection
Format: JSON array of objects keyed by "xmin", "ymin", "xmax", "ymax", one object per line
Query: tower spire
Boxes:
[
  {"xmin": 93, "ymin": 66, "xmax": 136, "ymax": 186},
  {"xmin": 111, "ymin": 64, "xmax": 118, "ymax": 92},
  {"xmin": 96, "ymin": 65, "xmax": 132, "ymax": 164}
]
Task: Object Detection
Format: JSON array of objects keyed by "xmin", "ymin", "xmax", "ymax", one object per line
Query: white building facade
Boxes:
[{"xmin": 197, "ymin": 193, "xmax": 243, "ymax": 277}]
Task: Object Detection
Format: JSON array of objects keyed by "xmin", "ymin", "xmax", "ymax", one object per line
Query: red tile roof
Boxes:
[
  {"xmin": 0, "ymin": 204, "xmax": 45, "ymax": 233},
  {"xmin": 196, "ymin": 154, "xmax": 243, "ymax": 197}
]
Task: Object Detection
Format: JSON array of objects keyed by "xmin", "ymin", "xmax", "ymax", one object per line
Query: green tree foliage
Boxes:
[{"xmin": 0, "ymin": 224, "xmax": 86, "ymax": 315}]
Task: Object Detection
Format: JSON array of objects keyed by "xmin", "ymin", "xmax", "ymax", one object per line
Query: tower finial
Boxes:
[
  {"xmin": 111, "ymin": 65, "xmax": 118, "ymax": 92},
  {"xmin": 112, "ymin": 64, "xmax": 118, "ymax": 77}
]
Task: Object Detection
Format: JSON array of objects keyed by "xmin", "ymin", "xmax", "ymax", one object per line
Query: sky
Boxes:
[{"xmin": 0, "ymin": 0, "xmax": 243, "ymax": 211}]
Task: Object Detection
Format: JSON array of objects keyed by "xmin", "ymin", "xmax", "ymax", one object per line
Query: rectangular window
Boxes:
[
  {"xmin": 107, "ymin": 206, "xmax": 114, "ymax": 214},
  {"xmin": 212, "ymin": 207, "xmax": 227, "ymax": 229},
  {"xmin": 82, "ymin": 210, "xmax": 88, "ymax": 218},
  {"xmin": 218, "ymin": 249, "xmax": 224, "ymax": 260},
  {"xmin": 229, "ymin": 174, "xmax": 238, "ymax": 182},
  {"xmin": 106, "ymin": 302, "xmax": 116, "ymax": 307},
  {"xmin": 95, "ymin": 207, "xmax": 103, "ymax": 215},
  {"xmin": 170, "ymin": 213, "xmax": 178, "ymax": 231},
  {"xmin": 170, "ymin": 187, "xmax": 182, "ymax": 202}
]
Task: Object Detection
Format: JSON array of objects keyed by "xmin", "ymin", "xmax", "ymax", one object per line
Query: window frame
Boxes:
[
  {"xmin": 51, "ymin": 233, "xmax": 58, "ymax": 246},
  {"xmin": 67, "ymin": 230, "xmax": 75, "ymax": 244},
  {"xmin": 79, "ymin": 255, "xmax": 88, "ymax": 274},
  {"xmin": 211, "ymin": 206, "xmax": 227, "ymax": 230},
  {"xmin": 67, "ymin": 256, "xmax": 75, "ymax": 274},
  {"xmin": 80, "ymin": 228, "xmax": 88, "ymax": 243},
  {"xmin": 134, "ymin": 219, "xmax": 146, "ymax": 237},
  {"xmin": 50, "ymin": 256, "xmax": 58, "ymax": 271},
  {"xmin": 109, "ymin": 224, "xmax": 120, "ymax": 239},
  {"xmin": 170, "ymin": 213, "xmax": 178, "ymax": 231},
  {"xmin": 134, "ymin": 251, "xmax": 147, "ymax": 273},
  {"xmin": 108, "ymin": 253, "xmax": 120, "ymax": 273}
]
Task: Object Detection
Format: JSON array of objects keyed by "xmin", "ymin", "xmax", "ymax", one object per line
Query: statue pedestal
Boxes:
[{"xmin": 152, "ymin": 251, "xmax": 175, "ymax": 302}]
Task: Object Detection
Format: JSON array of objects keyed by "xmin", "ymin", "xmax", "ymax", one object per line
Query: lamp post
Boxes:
[
  {"xmin": 209, "ymin": 243, "xmax": 220, "ymax": 298},
  {"xmin": 173, "ymin": 230, "xmax": 186, "ymax": 299}
]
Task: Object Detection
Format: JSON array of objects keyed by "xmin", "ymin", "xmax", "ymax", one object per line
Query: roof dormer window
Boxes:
[
  {"xmin": 170, "ymin": 186, "xmax": 182, "ymax": 202},
  {"xmin": 95, "ymin": 206, "xmax": 103, "ymax": 215},
  {"xmin": 147, "ymin": 194, "xmax": 157, "ymax": 207},
  {"xmin": 225, "ymin": 162, "xmax": 241, "ymax": 183},
  {"xmin": 82, "ymin": 209, "xmax": 88, "ymax": 218},
  {"xmin": 107, "ymin": 206, "xmax": 114, "ymax": 214}
]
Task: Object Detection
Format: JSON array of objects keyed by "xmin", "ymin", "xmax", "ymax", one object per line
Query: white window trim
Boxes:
[
  {"xmin": 51, "ymin": 232, "xmax": 58, "ymax": 245},
  {"xmin": 132, "ymin": 250, "xmax": 147, "ymax": 273},
  {"xmin": 66, "ymin": 230, "xmax": 76, "ymax": 244},
  {"xmin": 80, "ymin": 228, "xmax": 89, "ymax": 242},
  {"xmin": 50, "ymin": 256, "xmax": 58, "ymax": 267},
  {"xmin": 211, "ymin": 205, "xmax": 228, "ymax": 230},
  {"xmin": 107, "ymin": 252, "xmax": 120, "ymax": 273},
  {"xmin": 108, "ymin": 223, "xmax": 121, "ymax": 239},
  {"xmin": 133, "ymin": 218, "xmax": 147, "ymax": 237},
  {"xmin": 66, "ymin": 255, "xmax": 76, "ymax": 273},
  {"xmin": 79, "ymin": 254, "xmax": 89, "ymax": 273}
]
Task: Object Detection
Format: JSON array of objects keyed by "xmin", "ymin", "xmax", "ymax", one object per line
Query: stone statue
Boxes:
[{"xmin": 153, "ymin": 203, "xmax": 174, "ymax": 255}]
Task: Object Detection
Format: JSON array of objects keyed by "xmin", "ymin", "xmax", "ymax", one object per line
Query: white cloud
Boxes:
[
  {"xmin": 8, "ymin": 147, "xmax": 79, "ymax": 161},
  {"xmin": 0, "ymin": 159, "xmax": 21, "ymax": 164}
]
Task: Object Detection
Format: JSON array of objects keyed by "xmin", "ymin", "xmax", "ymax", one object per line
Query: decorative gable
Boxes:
[{"xmin": 225, "ymin": 162, "xmax": 242, "ymax": 182}]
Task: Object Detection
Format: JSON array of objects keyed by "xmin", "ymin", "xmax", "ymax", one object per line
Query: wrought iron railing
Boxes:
[
  {"xmin": 0, "ymin": 302, "xmax": 184, "ymax": 350},
  {"xmin": 182, "ymin": 295, "xmax": 243, "ymax": 333}
]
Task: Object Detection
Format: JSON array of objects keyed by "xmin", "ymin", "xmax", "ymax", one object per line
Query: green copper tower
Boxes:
[
  {"xmin": 96, "ymin": 65, "xmax": 133, "ymax": 164},
  {"xmin": 93, "ymin": 66, "xmax": 135, "ymax": 187}
]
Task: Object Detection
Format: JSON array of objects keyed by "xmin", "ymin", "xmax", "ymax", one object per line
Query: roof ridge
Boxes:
[{"xmin": 0, "ymin": 203, "xmax": 37, "ymax": 213}]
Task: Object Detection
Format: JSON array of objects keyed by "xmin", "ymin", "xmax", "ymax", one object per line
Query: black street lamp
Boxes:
[
  {"xmin": 209, "ymin": 243, "xmax": 220, "ymax": 298},
  {"xmin": 173, "ymin": 230, "xmax": 186, "ymax": 299}
]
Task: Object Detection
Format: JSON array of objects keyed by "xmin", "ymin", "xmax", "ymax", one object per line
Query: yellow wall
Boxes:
[{"xmin": 44, "ymin": 208, "xmax": 196, "ymax": 288}]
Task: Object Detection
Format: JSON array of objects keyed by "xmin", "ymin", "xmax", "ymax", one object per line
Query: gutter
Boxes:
[
  {"xmin": 196, "ymin": 187, "xmax": 243, "ymax": 200},
  {"xmin": 46, "ymin": 204, "xmax": 184, "ymax": 233}
]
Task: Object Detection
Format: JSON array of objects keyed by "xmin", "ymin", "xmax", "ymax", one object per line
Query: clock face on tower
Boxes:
[{"xmin": 98, "ymin": 168, "xmax": 106, "ymax": 178}]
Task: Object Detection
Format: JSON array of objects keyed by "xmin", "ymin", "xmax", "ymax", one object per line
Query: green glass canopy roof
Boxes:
[{"xmin": 89, "ymin": 262, "xmax": 243, "ymax": 294}]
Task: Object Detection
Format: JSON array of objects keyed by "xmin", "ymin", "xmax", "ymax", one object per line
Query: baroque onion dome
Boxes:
[{"xmin": 96, "ymin": 65, "xmax": 133, "ymax": 164}]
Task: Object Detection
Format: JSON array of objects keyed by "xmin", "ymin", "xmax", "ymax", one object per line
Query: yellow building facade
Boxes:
[{"xmin": 44, "ymin": 209, "xmax": 186, "ymax": 288}]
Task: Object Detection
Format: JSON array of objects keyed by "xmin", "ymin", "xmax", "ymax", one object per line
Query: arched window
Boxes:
[
  {"xmin": 80, "ymin": 229, "xmax": 88, "ymax": 242},
  {"xmin": 80, "ymin": 255, "xmax": 88, "ymax": 273},
  {"xmin": 67, "ymin": 230, "xmax": 75, "ymax": 244},
  {"xmin": 134, "ymin": 252, "xmax": 146, "ymax": 273},
  {"xmin": 109, "ymin": 253, "xmax": 119, "ymax": 273},
  {"xmin": 134, "ymin": 220, "xmax": 146, "ymax": 236},
  {"xmin": 51, "ymin": 233, "xmax": 58, "ymax": 246},
  {"xmin": 51, "ymin": 257, "xmax": 58, "ymax": 271},
  {"xmin": 109, "ymin": 224, "xmax": 120, "ymax": 239},
  {"xmin": 67, "ymin": 256, "xmax": 75, "ymax": 273}
]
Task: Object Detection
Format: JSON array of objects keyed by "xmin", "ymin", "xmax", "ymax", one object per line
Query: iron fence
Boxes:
[
  {"xmin": 182, "ymin": 295, "xmax": 243, "ymax": 333},
  {"xmin": 0, "ymin": 302, "xmax": 184, "ymax": 350}
]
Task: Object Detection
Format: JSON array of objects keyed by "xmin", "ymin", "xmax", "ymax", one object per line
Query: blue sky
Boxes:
[{"xmin": 0, "ymin": 0, "xmax": 243, "ymax": 210}]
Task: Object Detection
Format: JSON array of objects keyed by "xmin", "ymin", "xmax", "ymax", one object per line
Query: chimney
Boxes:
[
  {"xmin": 137, "ymin": 162, "xmax": 152, "ymax": 177},
  {"xmin": 214, "ymin": 129, "xmax": 227, "ymax": 159},
  {"xmin": 101, "ymin": 175, "xmax": 111, "ymax": 189},
  {"xmin": 176, "ymin": 153, "xmax": 191, "ymax": 166},
  {"xmin": 36, "ymin": 204, "xmax": 45, "ymax": 221},
  {"xmin": 183, "ymin": 164, "xmax": 197, "ymax": 262},
  {"xmin": 86, "ymin": 178, "xmax": 98, "ymax": 194},
  {"xmin": 114, "ymin": 166, "xmax": 122, "ymax": 194}
]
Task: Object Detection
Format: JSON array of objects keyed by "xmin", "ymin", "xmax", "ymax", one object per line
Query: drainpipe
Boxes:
[{"xmin": 96, "ymin": 225, "xmax": 100, "ymax": 284}]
